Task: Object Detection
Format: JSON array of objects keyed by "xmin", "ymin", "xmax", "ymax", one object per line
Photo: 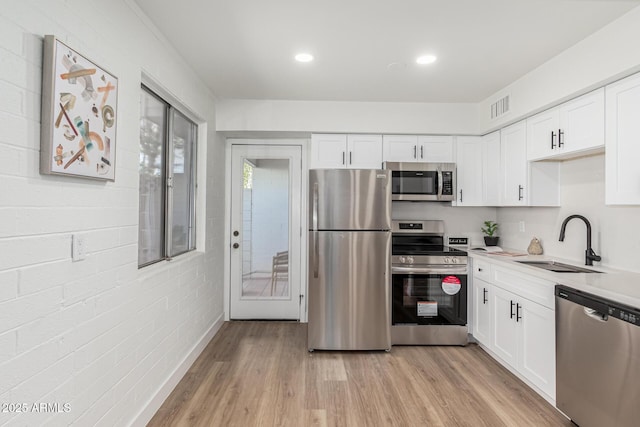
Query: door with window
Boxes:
[{"xmin": 229, "ymin": 145, "xmax": 302, "ymax": 319}]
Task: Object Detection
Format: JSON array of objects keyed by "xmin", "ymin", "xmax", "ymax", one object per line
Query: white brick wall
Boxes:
[{"xmin": 0, "ymin": 0, "xmax": 225, "ymax": 426}]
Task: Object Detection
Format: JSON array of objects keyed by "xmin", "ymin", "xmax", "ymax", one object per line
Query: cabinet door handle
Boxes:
[
  {"xmin": 413, "ymin": 145, "xmax": 417, "ymax": 159},
  {"xmin": 510, "ymin": 300, "xmax": 516, "ymax": 319},
  {"xmin": 459, "ymin": 189, "xmax": 463, "ymax": 203},
  {"xmin": 551, "ymin": 131, "xmax": 556, "ymax": 149},
  {"xmin": 483, "ymin": 288, "xmax": 488, "ymax": 304},
  {"xmin": 518, "ymin": 185, "xmax": 524, "ymax": 201},
  {"xmin": 342, "ymin": 151, "xmax": 345, "ymax": 165},
  {"xmin": 349, "ymin": 151, "xmax": 352, "ymax": 165},
  {"xmin": 558, "ymin": 129, "xmax": 564, "ymax": 148},
  {"xmin": 516, "ymin": 303, "xmax": 522, "ymax": 322},
  {"xmin": 420, "ymin": 145, "xmax": 424, "ymax": 159}
]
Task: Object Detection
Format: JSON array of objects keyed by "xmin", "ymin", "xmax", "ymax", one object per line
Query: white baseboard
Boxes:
[
  {"xmin": 476, "ymin": 342, "xmax": 556, "ymax": 407},
  {"xmin": 130, "ymin": 314, "xmax": 225, "ymax": 426}
]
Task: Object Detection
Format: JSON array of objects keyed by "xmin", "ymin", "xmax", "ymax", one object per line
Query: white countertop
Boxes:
[{"xmin": 468, "ymin": 250, "xmax": 640, "ymax": 309}]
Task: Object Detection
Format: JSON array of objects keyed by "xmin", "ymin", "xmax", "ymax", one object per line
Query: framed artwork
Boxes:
[{"xmin": 40, "ymin": 35, "xmax": 117, "ymax": 181}]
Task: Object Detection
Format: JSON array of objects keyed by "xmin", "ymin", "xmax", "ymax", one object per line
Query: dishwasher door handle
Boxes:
[{"xmin": 584, "ymin": 307, "xmax": 608, "ymax": 322}]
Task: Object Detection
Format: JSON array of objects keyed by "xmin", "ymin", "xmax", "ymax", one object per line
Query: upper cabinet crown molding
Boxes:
[{"xmin": 526, "ymin": 88, "xmax": 604, "ymax": 161}]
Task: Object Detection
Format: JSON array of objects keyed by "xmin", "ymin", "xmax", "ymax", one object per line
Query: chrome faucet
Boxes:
[{"xmin": 558, "ymin": 215, "xmax": 601, "ymax": 266}]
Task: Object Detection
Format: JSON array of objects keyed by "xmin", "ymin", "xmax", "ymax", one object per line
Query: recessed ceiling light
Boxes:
[
  {"xmin": 416, "ymin": 55, "xmax": 437, "ymax": 65},
  {"xmin": 295, "ymin": 53, "xmax": 314, "ymax": 63}
]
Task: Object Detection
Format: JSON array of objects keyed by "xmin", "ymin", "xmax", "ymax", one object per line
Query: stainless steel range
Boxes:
[{"xmin": 391, "ymin": 220, "xmax": 468, "ymax": 345}]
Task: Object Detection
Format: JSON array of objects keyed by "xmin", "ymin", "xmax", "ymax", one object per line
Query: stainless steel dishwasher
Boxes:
[{"xmin": 556, "ymin": 285, "xmax": 640, "ymax": 427}]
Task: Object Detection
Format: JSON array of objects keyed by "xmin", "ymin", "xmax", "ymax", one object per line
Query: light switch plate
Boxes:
[{"xmin": 72, "ymin": 234, "xmax": 87, "ymax": 261}]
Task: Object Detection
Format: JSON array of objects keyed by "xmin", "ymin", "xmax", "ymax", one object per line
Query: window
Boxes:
[{"xmin": 138, "ymin": 85, "xmax": 197, "ymax": 267}]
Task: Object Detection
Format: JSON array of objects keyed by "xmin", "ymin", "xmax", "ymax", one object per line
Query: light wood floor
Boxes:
[{"xmin": 149, "ymin": 322, "xmax": 571, "ymax": 427}]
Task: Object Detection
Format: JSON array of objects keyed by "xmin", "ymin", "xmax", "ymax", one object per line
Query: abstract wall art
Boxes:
[{"xmin": 40, "ymin": 35, "xmax": 118, "ymax": 181}]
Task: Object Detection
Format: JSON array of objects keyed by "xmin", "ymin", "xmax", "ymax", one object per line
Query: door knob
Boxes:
[
  {"xmin": 233, "ymin": 230, "xmax": 239, "ymax": 237},
  {"xmin": 232, "ymin": 243, "xmax": 239, "ymax": 249}
]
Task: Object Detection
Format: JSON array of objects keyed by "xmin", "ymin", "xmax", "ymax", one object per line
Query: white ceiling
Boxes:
[{"xmin": 133, "ymin": 0, "xmax": 640, "ymax": 103}]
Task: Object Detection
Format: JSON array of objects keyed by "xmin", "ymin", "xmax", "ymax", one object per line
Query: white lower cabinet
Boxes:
[
  {"xmin": 491, "ymin": 285, "xmax": 555, "ymax": 399},
  {"xmin": 491, "ymin": 286, "xmax": 519, "ymax": 367},
  {"xmin": 472, "ymin": 258, "xmax": 556, "ymax": 402},
  {"xmin": 472, "ymin": 278, "xmax": 493, "ymax": 345},
  {"xmin": 518, "ymin": 297, "xmax": 555, "ymax": 398}
]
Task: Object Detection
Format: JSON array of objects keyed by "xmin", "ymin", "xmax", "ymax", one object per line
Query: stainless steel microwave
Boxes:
[{"xmin": 384, "ymin": 162, "xmax": 456, "ymax": 201}]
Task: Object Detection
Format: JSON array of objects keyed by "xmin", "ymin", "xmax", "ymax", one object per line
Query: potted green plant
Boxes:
[{"xmin": 482, "ymin": 220, "xmax": 499, "ymax": 246}]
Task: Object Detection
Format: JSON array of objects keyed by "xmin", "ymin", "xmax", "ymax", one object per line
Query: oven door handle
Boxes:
[{"xmin": 392, "ymin": 266, "xmax": 467, "ymax": 275}]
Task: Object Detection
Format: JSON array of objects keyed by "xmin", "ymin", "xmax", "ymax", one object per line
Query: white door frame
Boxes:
[{"xmin": 224, "ymin": 138, "xmax": 309, "ymax": 322}]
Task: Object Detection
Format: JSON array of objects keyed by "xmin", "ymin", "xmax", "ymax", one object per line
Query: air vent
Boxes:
[{"xmin": 490, "ymin": 95, "xmax": 510, "ymax": 120}]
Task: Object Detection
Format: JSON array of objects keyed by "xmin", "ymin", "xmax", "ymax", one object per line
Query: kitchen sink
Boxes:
[{"xmin": 516, "ymin": 260, "xmax": 603, "ymax": 273}]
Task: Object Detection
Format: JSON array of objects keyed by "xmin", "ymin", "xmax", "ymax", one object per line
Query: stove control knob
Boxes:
[
  {"xmin": 452, "ymin": 258, "xmax": 459, "ymax": 264},
  {"xmin": 444, "ymin": 257, "xmax": 450, "ymax": 264},
  {"xmin": 406, "ymin": 256, "xmax": 414, "ymax": 264},
  {"xmin": 399, "ymin": 256, "xmax": 406, "ymax": 263}
]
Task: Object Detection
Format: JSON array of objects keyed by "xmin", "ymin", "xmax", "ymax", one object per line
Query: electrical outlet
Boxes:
[
  {"xmin": 519, "ymin": 221, "xmax": 526, "ymax": 233},
  {"xmin": 72, "ymin": 234, "xmax": 87, "ymax": 261}
]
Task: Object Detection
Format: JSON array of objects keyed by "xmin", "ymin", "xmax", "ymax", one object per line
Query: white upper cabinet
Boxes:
[
  {"xmin": 310, "ymin": 134, "xmax": 382, "ymax": 169},
  {"xmin": 346, "ymin": 134, "xmax": 384, "ymax": 169},
  {"xmin": 383, "ymin": 135, "xmax": 453, "ymax": 163},
  {"xmin": 310, "ymin": 134, "xmax": 347, "ymax": 169},
  {"xmin": 482, "ymin": 131, "xmax": 501, "ymax": 206},
  {"xmin": 605, "ymin": 72, "xmax": 640, "ymax": 205},
  {"xmin": 454, "ymin": 133, "xmax": 501, "ymax": 207},
  {"xmin": 526, "ymin": 108, "xmax": 559, "ymax": 160},
  {"xmin": 559, "ymin": 88, "xmax": 604, "ymax": 155},
  {"xmin": 418, "ymin": 136, "xmax": 454, "ymax": 162},
  {"xmin": 500, "ymin": 121, "xmax": 559, "ymax": 207},
  {"xmin": 527, "ymin": 88, "xmax": 604, "ymax": 161},
  {"xmin": 500, "ymin": 121, "xmax": 528, "ymax": 206},
  {"xmin": 383, "ymin": 135, "xmax": 419, "ymax": 162},
  {"xmin": 455, "ymin": 136, "xmax": 483, "ymax": 206}
]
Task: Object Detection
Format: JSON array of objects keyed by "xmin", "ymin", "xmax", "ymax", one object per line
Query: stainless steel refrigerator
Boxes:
[{"xmin": 307, "ymin": 169, "xmax": 392, "ymax": 351}]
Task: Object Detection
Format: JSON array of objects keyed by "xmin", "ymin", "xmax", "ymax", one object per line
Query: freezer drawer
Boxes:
[
  {"xmin": 309, "ymin": 169, "xmax": 391, "ymax": 231},
  {"xmin": 308, "ymin": 230, "xmax": 391, "ymax": 350}
]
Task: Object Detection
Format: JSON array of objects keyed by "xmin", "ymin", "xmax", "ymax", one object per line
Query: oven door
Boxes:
[{"xmin": 391, "ymin": 267, "xmax": 467, "ymax": 326}]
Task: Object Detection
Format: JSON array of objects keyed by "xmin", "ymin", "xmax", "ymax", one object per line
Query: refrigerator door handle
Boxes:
[{"xmin": 313, "ymin": 182, "xmax": 319, "ymax": 278}]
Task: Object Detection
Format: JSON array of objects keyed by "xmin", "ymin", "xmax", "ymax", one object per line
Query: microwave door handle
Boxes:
[
  {"xmin": 313, "ymin": 182, "xmax": 319, "ymax": 278},
  {"xmin": 437, "ymin": 167, "xmax": 443, "ymax": 200}
]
